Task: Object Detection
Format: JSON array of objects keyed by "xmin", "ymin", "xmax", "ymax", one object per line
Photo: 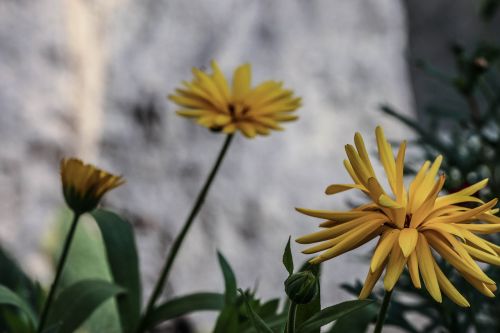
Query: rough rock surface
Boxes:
[{"xmin": 0, "ymin": 0, "xmax": 413, "ymax": 331}]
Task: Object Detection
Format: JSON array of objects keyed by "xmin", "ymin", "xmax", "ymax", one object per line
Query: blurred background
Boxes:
[{"xmin": 0, "ymin": 0, "xmax": 498, "ymax": 331}]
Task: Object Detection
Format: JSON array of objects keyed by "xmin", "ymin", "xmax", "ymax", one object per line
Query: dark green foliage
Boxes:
[
  {"xmin": 143, "ymin": 293, "xmax": 225, "ymax": 330},
  {"xmin": 92, "ymin": 209, "xmax": 142, "ymax": 333},
  {"xmin": 213, "ymin": 252, "xmax": 287, "ymax": 333},
  {"xmin": 295, "ymin": 300, "xmax": 375, "ymax": 333},
  {"xmin": 45, "ymin": 279, "xmax": 124, "ymax": 333},
  {"xmin": 283, "ymin": 237, "xmax": 294, "ymax": 276},
  {"xmin": 0, "ymin": 246, "xmax": 42, "ymax": 333}
]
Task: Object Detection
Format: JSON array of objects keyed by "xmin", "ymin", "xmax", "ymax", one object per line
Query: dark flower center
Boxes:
[{"xmin": 404, "ymin": 214, "xmax": 412, "ymax": 228}]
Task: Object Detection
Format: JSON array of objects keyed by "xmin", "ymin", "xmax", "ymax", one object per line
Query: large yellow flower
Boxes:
[
  {"xmin": 296, "ymin": 126, "xmax": 500, "ymax": 307},
  {"xmin": 169, "ymin": 61, "xmax": 301, "ymax": 138},
  {"xmin": 60, "ymin": 158, "xmax": 125, "ymax": 214}
]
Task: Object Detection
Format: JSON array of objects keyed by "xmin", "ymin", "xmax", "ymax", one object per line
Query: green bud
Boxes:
[{"xmin": 284, "ymin": 271, "xmax": 318, "ymax": 304}]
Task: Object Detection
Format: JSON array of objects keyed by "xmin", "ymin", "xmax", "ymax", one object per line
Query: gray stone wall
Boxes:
[{"xmin": 0, "ymin": 0, "xmax": 413, "ymax": 331}]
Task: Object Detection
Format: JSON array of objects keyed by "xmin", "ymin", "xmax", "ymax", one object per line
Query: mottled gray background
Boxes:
[{"xmin": 0, "ymin": 0, "xmax": 485, "ymax": 332}]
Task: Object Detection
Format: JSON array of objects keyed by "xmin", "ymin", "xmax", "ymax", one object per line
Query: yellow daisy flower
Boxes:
[
  {"xmin": 60, "ymin": 158, "xmax": 125, "ymax": 214},
  {"xmin": 296, "ymin": 126, "xmax": 500, "ymax": 307},
  {"xmin": 169, "ymin": 61, "xmax": 301, "ymax": 138}
]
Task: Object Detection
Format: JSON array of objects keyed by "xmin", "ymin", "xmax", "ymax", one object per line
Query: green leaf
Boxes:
[
  {"xmin": 213, "ymin": 307, "xmax": 239, "ymax": 333},
  {"xmin": 92, "ymin": 209, "xmax": 142, "ymax": 333},
  {"xmin": 217, "ymin": 251, "xmax": 237, "ymax": 305},
  {"xmin": 238, "ymin": 289, "xmax": 273, "ymax": 333},
  {"xmin": 143, "ymin": 292, "xmax": 224, "ymax": 329},
  {"xmin": 283, "ymin": 236, "xmax": 294, "ymax": 276},
  {"xmin": 0, "ymin": 285, "xmax": 37, "ymax": 327},
  {"xmin": 45, "ymin": 279, "xmax": 124, "ymax": 333},
  {"xmin": 50, "ymin": 209, "xmax": 121, "ymax": 332},
  {"xmin": 259, "ymin": 299, "xmax": 280, "ymax": 316},
  {"xmin": 328, "ymin": 302, "xmax": 378, "ymax": 333},
  {"xmin": 0, "ymin": 245, "xmax": 41, "ymax": 323},
  {"xmin": 2, "ymin": 308, "xmax": 34, "ymax": 333},
  {"xmin": 241, "ymin": 314, "xmax": 287, "ymax": 333},
  {"xmin": 296, "ymin": 300, "xmax": 375, "ymax": 333},
  {"xmin": 41, "ymin": 322, "xmax": 62, "ymax": 333}
]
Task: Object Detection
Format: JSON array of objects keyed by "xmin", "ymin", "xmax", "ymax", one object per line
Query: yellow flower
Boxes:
[
  {"xmin": 60, "ymin": 158, "xmax": 125, "ymax": 214},
  {"xmin": 169, "ymin": 61, "xmax": 301, "ymax": 138},
  {"xmin": 296, "ymin": 126, "xmax": 500, "ymax": 307}
]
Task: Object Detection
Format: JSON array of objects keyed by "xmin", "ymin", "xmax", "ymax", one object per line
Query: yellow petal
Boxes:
[
  {"xmin": 452, "ymin": 178, "xmax": 489, "ymax": 197},
  {"xmin": 345, "ymin": 144, "xmax": 371, "ymax": 184},
  {"xmin": 394, "ymin": 141, "xmax": 407, "ymax": 204},
  {"xmin": 416, "ymin": 234, "xmax": 442, "ymax": 302},
  {"xmin": 296, "ymin": 214, "xmax": 385, "ymax": 244},
  {"xmin": 408, "ymin": 160, "xmax": 431, "ymax": 213},
  {"xmin": 408, "ymin": 251, "xmax": 421, "ymax": 288},
  {"xmin": 433, "ymin": 199, "xmax": 498, "ymax": 224},
  {"xmin": 354, "ymin": 132, "xmax": 376, "ymax": 177},
  {"xmin": 309, "ymin": 220, "xmax": 383, "ymax": 264},
  {"xmin": 343, "ymin": 159, "xmax": 363, "ymax": 185},
  {"xmin": 375, "ymin": 126, "xmax": 396, "ymax": 183},
  {"xmin": 371, "ymin": 229, "xmax": 400, "ymax": 272},
  {"xmin": 237, "ymin": 122, "xmax": 256, "ymax": 138},
  {"xmin": 459, "ymin": 228, "xmax": 498, "ymax": 256},
  {"xmin": 464, "ymin": 244, "xmax": 500, "ymax": 265},
  {"xmin": 210, "ymin": 60, "xmax": 230, "ymax": 102},
  {"xmin": 295, "ymin": 208, "xmax": 368, "ymax": 221},
  {"xmin": 425, "ymin": 231, "xmax": 494, "ymax": 284},
  {"xmin": 399, "ymin": 228, "xmax": 418, "ymax": 257},
  {"xmin": 359, "ymin": 260, "xmax": 387, "ymax": 299},
  {"xmin": 410, "ymin": 175, "xmax": 445, "ymax": 228},
  {"xmin": 420, "ymin": 223, "xmax": 465, "ymax": 241},
  {"xmin": 433, "ymin": 261, "xmax": 470, "ymax": 307},
  {"xmin": 325, "ymin": 184, "xmax": 366, "ymax": 195},
  {"xmin": 461, "ymin": 272, "xmax": 496, "ymax": 297},
  {"xmin": 434, "ymin": 195, "xmax": 484, "ymax": 210},
  {"xmin": 384, "ymin": 241, "xmax": 407, "ymax": 291},
  {"xmin": 460, "ymin": 223, "xmax": 500, "ymax": 234},
  {"xmin": 232, "ymin": 63, "xmax": 251, "ymax": 99}
]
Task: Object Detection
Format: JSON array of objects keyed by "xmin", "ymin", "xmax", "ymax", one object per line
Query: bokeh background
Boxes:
[{"xmin": 0, "ymin": 0, "xmax": 493, "ymax": 331}]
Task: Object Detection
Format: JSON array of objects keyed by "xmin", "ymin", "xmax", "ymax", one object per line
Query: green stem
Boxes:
[
  {"xmin": 374, "ymin": 289, "xmax": 393, "ymax": 333},
  {"xmin": 38, "ymin": 212, "xmax": 81, "ymax": 333},
  {"xmin": 140, "ymin": 134, "xmax": 234, "ymax": 331},
  {"xmin": 286, "ymin": 302, "xmax": 298, "ymax": 333}
]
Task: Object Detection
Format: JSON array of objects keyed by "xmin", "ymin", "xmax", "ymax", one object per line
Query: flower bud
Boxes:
[
  {"xmin": 284, "ymin": 271, "xmax": 318, "ymax": 304},
  {"xmin": 61, "ymin": 158, "xmax": 125, "ymax": 214}
]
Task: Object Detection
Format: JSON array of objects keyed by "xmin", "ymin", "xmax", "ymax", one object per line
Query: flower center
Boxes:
[
  {"xmin": 228, "ymin": 103, "xmax": 250, "ymax": 118},
  {"xmin": 404, "ymin": 214, "xmax": 412, "ymax": 228}
]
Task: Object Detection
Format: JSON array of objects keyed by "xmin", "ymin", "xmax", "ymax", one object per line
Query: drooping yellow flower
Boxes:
[
  {"xmin": 169, "ymin": 61, "xmax": 301, "ymax": 138},
  {"xmin": 60, "ymin": 158, "xmax": 125, "ymax": 214},
  {"xmin": 296, "ymin": 126, "xmax": 500, "ymax": 307}
]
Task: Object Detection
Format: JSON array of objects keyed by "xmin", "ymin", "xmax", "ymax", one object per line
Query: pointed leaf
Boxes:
[
  {"xmin": 238, "ymin": 289, "xmax": 273, "ymax": 333},
  {"xmin": 328, "ymin": 302, "xmax": 378, "ymax": 332},
  {"xmin": 213, "ymin": 307, "xmax": 239, "ymax": 333},
  {"xmin": 144, "ymin": 292, "xmax": 224, "ymax": 329},
  {"xmin": 46, "ymin": 279, "xmax": 124, "ymax": 333},
  {"xmin": 0, "ymin": 285, "xmax": 37, "ymax": 327},
  {"xmin": 296, "ymin": 300, "xmax": 375, "ymax": 333},
  {"xmin": 283, "ymin": 236, "xmax": 294, "ymax": 276},
  {"xmin": 217, "ymin": 252, "xmax": 237, "ymax": 305},
  {"xmin": 92, "ymin": 209, "xmax": 142, "ymax": 333}
]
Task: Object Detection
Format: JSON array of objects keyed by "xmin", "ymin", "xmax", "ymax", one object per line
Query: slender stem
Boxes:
[
  {"xmin": 140, "ymin": 134, "xmax": 234, "ymax": 331},
  {"xmin": 286, "ymin": 302, "xmax": 298, "ymax": 333},
  {"xmin": 374, "ymin": 289, "xmax": 393, "ymax": 333},
  {"xmin": 38, "ymin": 212, "xmax": 81, "ymax": 332}
]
